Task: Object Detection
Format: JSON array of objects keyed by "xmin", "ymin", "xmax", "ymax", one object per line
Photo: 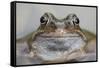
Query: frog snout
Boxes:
[
  {"xmin": 55, "ymin": 28, "xmax": 66, "ymax": 35},
  {"xmin": 54, "ymin": 22, "xmax": 67, "ymax": 34},
  {"xmin": 56, "ymin": 28, "xmax": 64, "ymax": 32},
  {"xmin": 55, "ymin": 22, "xmax": 66, "ymax": 29}
]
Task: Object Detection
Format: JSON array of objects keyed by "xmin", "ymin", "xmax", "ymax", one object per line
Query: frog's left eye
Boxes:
[
  {"xmin": 73, "ymin": 17, "xmax": 80, "ymax": 24},
  {"xmin": 40, "ymin": 16, "xmax": 48, "ymax": 24}
]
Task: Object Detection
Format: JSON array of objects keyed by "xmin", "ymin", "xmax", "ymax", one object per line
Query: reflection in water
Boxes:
[{"xmin": 16, "ymin": 30, "xmax": 96, "ymax": 65}]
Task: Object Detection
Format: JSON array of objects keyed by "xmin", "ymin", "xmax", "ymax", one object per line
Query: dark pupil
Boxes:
[
  {"xmin": 40, "ymin": 16, "xmax": 47, "ymax": 23},
  {"xmin": 75, "ymin": 18, "xmax": 79, "ymax": 24}
]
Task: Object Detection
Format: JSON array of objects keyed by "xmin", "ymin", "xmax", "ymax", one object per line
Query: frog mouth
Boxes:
[
  {"xmin": 40, "ymin": 28, "xmax": 80, "ymax": 38},
  {"xmin": 40, "ymin": 32, "xmax": 80, "ymax": 38}
]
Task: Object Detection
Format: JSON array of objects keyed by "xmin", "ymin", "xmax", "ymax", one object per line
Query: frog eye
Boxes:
[
  {"xmin": 40, "ymin": 16, "xmax": 48, "ymax": 24},
  {"xmin": 73, "ymin": 17, "xmax": 80, "ymax": 24}
]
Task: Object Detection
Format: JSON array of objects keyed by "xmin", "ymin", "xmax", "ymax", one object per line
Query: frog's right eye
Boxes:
[{"xmin": 40, "ymin": 16, "xmax": 48, "ymax": 24}]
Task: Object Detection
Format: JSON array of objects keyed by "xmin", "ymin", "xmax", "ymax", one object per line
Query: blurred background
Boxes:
[{"xmin": 16, "ymin": 3, "xmax": 96, "ymax": 39}]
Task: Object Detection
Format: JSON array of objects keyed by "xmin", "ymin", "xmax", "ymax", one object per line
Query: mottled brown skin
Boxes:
[{"xmin": 16, "ymin": 13, "xmax": 96, "ymax": 61}]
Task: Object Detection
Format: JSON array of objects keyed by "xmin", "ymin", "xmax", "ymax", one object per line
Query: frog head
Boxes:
[{"xmin": 39, "ymin": 12, "xmax": 80, "ymax": 33}]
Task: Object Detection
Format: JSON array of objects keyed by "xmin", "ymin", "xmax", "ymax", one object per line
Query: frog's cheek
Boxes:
[{"xmin": 64, "ymin": 22, "xmax": 70, "ymax": 28}]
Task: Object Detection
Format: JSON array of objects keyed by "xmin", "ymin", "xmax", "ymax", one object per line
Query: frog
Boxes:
[{"xmin": 16, "ymin": 12, "xmax": 96, "ymax": 63}]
